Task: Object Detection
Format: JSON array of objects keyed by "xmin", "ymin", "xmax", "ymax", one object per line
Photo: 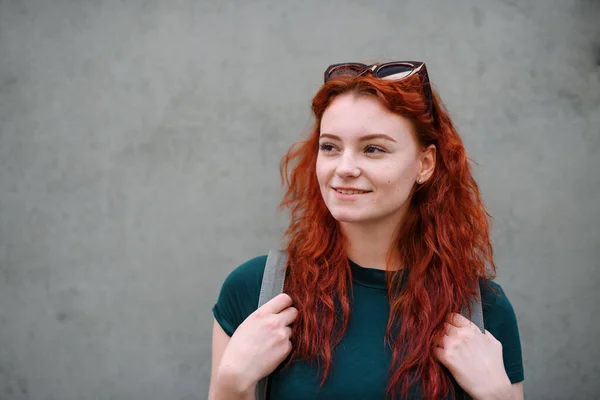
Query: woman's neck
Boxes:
[{"xmin": 340, "ymin": 220, "xmax": 401, "ymax": 271}]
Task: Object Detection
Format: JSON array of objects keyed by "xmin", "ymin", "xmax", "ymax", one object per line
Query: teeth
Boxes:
[{"xmin": 336, "ymin": 189, "xmax": 368, "ymax": 195}]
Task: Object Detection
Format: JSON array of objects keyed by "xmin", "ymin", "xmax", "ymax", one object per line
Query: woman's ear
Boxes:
[{"xmin": 417, "ymin": 144, "xmax": 436, "ymax": 183}]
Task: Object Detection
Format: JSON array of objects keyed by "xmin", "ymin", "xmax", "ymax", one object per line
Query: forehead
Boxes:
[{"xmin": 320, "ymin": 93, "xmax": 415, "ymax": 141}]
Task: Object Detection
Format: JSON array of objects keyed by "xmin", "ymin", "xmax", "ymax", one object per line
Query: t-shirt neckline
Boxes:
[{"xmin": 348, "ymin": 258, "xmax": 390, "ymax": 290}]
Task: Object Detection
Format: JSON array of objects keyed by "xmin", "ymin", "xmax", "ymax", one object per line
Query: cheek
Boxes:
[
  {"xmin": 382, "ymin": 162, "xmax": 418, "ymax": 187},
  {"xmin": 377, "ymin": 164, "xmax": 418, "ymax": 200},
  {"xmin": 315, "ymin": 158, "xmax": 328, "ymax": 186}
]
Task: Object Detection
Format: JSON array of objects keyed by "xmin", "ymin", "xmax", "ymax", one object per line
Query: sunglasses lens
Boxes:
[
  {"xmin": 377, "ymin": 64, "xmax": 415, "ymax": 80},
  {"xmin": 327, "ymin": 64, "xmax": 364, "ymax": 80}
]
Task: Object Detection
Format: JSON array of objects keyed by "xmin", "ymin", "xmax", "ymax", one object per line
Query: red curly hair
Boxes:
[{"xmin": 278, "ymin": 71, "xmax": 496, "ymax": 399}]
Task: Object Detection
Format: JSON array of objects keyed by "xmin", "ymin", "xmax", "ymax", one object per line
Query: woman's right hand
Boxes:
[{"xmin": 216, "ymin": 293, "xmax": 298, "ymax": 393}]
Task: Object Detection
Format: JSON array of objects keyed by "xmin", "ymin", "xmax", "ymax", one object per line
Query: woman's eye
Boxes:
[
  {"xmin": 319, "ymin": 143, "xmax": 335, "ymax": 152},
  {"xmin": 365, "ymin": 145, "xmax": 385, "ymax": 154}
]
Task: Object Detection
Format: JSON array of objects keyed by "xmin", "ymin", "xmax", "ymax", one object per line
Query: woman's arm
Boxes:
[
  {"xmin": 510, "ymin": 382, "xmax": 524, "ymax": 400},
  {"xmin": 208, "ymin": 320, "xmax": 255, "ymax": 400},
  {"xmin": 477, "ymin": 381, "xmax": 524, "ymax": 400}
]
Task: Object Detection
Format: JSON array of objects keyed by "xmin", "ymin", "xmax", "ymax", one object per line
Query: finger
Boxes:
[
  {"xmin": 284, "ymin": 338, "xmax": 293, "ymax": 355},
  {"xmin": 278, "ymin": 307, "xmax": 298, "ymax": 325},
  {"xmin": 444, "ymin": 323, "xmax": 459, "ymax": 337},
  {"xmin": 434, "ymin": 345, "xmax": 447, "ymax": 364},
  {"xmin": 261, "ymin": 293, "xmax": 293, "ymax": 314},
  {"xmin": 447, "ymin": 313, "xmax": 475, "ymax": 329}
]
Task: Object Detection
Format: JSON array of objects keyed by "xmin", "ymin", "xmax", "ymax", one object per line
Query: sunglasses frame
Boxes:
[{"xmin": 323, "ymin": 61, "xmax": 436, "ymax": 122}]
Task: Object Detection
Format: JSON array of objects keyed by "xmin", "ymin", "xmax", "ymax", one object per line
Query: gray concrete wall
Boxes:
[{"xmin": 0, "ymin": 0, "xmax": 598, "ymax": 399}]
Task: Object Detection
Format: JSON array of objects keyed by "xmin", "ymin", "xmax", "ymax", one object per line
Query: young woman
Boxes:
[{"xmin": 209, "ymin": 62, "xmax": 524, "ymax": 399}]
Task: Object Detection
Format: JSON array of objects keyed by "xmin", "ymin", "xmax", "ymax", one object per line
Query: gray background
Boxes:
[{"xmin": 1, "ymin": 0, "xmax": 599, "ymax": 399}]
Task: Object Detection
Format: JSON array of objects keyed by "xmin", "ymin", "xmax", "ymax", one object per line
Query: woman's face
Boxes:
[{"xmin": 316, "ymin": 93, "xmax": 434, "ymax": 227}]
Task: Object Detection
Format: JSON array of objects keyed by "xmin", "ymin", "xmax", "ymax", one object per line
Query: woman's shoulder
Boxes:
[
  {"xmin": 479, "ymin": 279, "xmax": 521, "ymax": 341},
  {"xmin": 222, "ymin": 255, "xmax": 269, "ymax": 289},
  {"xmin": 212, "ymin": 255, "xmax": 268, "ymax": 336},
  {"xmin": 479, "ymin": 279, "xmax": 516, "ymax": 320},
  {"xmin": 479, "ymin": 279, "xmax": 525, "ymax": 383}
]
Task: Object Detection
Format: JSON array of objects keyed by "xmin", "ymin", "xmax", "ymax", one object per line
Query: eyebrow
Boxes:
[{"xmin": 319, "ymin": 133, "xmax": 397, "ymax": 143}]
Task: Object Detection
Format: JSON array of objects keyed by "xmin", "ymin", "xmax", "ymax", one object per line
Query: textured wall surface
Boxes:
[{"xmin": 1, "ymin": 0, "xmax": 599, "ymax": 399}]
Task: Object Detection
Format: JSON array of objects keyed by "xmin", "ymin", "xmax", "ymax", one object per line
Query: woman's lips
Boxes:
[{"xmin": 332, "ymin": 187, "xmax": 372, "ymax": 198}]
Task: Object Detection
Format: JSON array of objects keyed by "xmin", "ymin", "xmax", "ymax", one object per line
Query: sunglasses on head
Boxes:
[{"xmin": 323, "ymin": 61, "xmax": 436, "ymax": 121}]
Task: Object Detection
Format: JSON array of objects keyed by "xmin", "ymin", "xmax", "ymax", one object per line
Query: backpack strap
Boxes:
[
  {"xmin": 255, "ymin": 250, "xmax": 288, "ymax": 400},
  {"xmin": 460, "ymin": 281, "xmax": 485, "ymax": 333}
]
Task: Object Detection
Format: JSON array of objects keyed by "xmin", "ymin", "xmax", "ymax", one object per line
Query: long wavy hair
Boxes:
[{"xmin": 278, "ymin": 70, "xmax": 496, "ymax": 399}]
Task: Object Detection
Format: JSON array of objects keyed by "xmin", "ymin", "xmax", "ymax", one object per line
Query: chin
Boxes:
[{"xmin": 329, "ymin": 210, "xmax": 372, "ymax": 224}]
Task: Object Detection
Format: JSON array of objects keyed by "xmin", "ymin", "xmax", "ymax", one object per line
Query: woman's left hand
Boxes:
[{"xmin": 434, "ymin": 313, "xmax": 514, "ymax": 400}]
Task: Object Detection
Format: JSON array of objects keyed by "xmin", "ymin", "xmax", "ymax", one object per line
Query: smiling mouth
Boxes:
[{"xmin": 333, "ymin": 188, "xmax": 372, "ymax": 195}]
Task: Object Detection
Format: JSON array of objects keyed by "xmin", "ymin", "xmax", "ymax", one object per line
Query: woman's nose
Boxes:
[{"xmin": 335, "ymin": 152, "xmax": 361, "ymax": 178}]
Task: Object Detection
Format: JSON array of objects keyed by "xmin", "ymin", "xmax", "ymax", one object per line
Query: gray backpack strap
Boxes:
[
  {"xmin": 255, "ymin": 250, "xmax": 288, "ymax": 400},
  {"xmin": 460, "ymin": 280, "xmax": 484, "ymax": 333}
]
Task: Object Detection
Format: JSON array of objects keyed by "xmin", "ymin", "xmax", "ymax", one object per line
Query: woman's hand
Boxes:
[
  {"xmin": 216, "ymin": 293, "xmax": 298, "ymax": 394},
  {"xmin": 434, "ymin": 313, "xmax": 514, "ymax": 400}
]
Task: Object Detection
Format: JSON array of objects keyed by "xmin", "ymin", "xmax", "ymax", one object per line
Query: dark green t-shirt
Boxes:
[{"xmin": 212, "ymin": 255, "xmax": 524, "ymax": 399}]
